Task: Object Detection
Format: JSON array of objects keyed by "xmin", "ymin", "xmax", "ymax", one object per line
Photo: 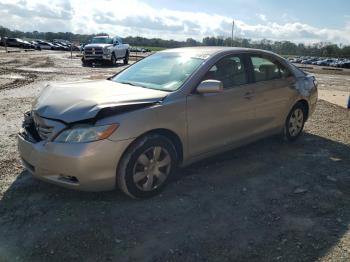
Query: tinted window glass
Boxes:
[
  {"xmin": 251, "ymin": 56, "xmax": 282, "ymax": 82},
  {"xmin": 203, "ymin": 55, "xmax": 248, "ymax": 89},
  {"xmin": 280, "ymin": 64, "xmax": 292, "ymax": 78}
]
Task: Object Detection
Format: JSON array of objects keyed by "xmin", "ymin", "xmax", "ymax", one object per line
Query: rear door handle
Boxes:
[{"xmin": 244, "ymin": 91, "xmax": 255, "ymax": 100}]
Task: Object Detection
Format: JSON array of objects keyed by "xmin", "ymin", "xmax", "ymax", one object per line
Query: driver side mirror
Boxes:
[{"xmin": 196, "ymin": 80, "xmax": 223, "ymax": 94}]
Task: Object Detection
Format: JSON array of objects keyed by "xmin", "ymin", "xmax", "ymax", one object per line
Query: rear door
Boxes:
[
  {"xmin": 186, "ymin": 54, "xmax": 256, "ymax": 157},
  {"xmin": 247, "ymin": 54, "xmax": 296, "ymax": 133}
]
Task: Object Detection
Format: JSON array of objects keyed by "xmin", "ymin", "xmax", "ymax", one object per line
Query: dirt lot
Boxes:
[{"xmin": 0, "ymin": 50, "xmax": 349, "ymax": 262}]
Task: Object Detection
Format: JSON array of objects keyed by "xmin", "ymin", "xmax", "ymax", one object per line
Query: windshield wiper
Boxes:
[
  {"xmin": 119, "ymin": 81, "xmax": 138, "ymax": 86},
  {"xmin": 118, "ymin": 81, "xmax": 171, "ymax": 92}
]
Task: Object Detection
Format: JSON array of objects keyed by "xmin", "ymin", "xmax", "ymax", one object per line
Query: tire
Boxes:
[
  {"xmin": 123, "ymin": 51, "xmax": 129, "ymax": 65},
  {"xmin": 117, "ymin": 134, "xmax": 178, "ymax": 199},
  {"xmin": 283, "ymin": 102, "xmax": 307, "ymax": 142},
  {"xmin": 82, "ymin": 58, "xmax": 91, "ymax": 67},
  {"xmin": 111, "ymin": 53, "xmax": 117, "ymax": 66}
]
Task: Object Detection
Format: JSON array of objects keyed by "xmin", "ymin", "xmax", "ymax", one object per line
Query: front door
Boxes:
[{"xmin": 186, "ymin": 54, "xmax": 256, "ymax": 157}]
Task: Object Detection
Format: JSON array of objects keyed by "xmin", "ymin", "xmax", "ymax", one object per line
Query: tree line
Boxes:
[{"xmin": 1, "ymin": 25, "xmax": 350, "ymax": 58}]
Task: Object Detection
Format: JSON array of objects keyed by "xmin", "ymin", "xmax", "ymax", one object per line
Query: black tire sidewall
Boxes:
[
  {"xmin": 118, "ymin": 135, "xmax": 178, "ymax": 198},
  {"xmin": 82, "ymin": 58, "xmax": 91, "ymax": 67},
  {"xmin": 123, "ymin": 52, "xmax": 129, "ymax": 65},
  {"xmin": 111, "ymin": 53, "xmax": 116, "ymax": 65},
  {"xmin": 284, "ymin": 103, "xmax": 306, "ymax": 141}
]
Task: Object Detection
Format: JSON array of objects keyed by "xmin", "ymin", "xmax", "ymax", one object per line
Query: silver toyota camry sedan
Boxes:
[{"xmin": 18, "ymin": 47, "xmax": 318, "ymax": 198}]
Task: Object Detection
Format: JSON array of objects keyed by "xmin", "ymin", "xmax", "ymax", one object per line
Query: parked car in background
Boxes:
[
  {"xmin": 301, "ymin": 57, "xmax": 318, "ymax": 65},
  {"xmin": 79, "ymin": 43, "xmax": 86, "ymax": 52},
  {"xmin": 5, "ymin": 38, "xmax": 25, "ymax": 48},
  {"xmin": 316, "ymin": 59, "xmax": 335, "ymax": 66},
  {"xmin": 29, "ymin": 41, "xmax": 42, "ymax": 50},
  {"xmin": 35, "ymin": 40, "xmax": 55, "ymax": 50},
  {"xmin": 82, "ymin": 36, "xmax": 129, "ymax": 66},
  {"xmin": 289, "ymin": 56, "xmax": 350, "ymax": 69},
  {"xmin": 21, "ymin": 40, "xmax": 35, "ymax": 49},
  {"xmin": 340, "ymin": 61, "xmax": 350, "ymax": 68},
  {"xmin": 52, "ymin": 41, "xmax": 69, "ymax": 51},
  {"xmin": 18, "ymin": 47, "xmax": 318, "ymax": 198},
  {"xmin": 130, "ymin": 46, "xmax": 149, "ymax": 53}
]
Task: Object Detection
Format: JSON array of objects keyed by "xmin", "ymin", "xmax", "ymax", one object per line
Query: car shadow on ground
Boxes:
[
  {"xmin": 0, "ymin": 133, "xmax": 349, "ymax": 262},
  {"xmin": 87, "ymin": 62, "xmax": 127, "ymax": 69}
]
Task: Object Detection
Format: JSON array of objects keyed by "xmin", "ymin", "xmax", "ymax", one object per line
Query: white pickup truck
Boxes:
[{"xmin": 82, "ymin": 36, "xmax": 129, "ymax": 66}]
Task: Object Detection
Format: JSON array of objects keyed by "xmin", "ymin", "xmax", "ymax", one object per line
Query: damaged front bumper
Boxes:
[{"xmin": 17, "ymin": 125, "xmax": 133, "ymax": 192}]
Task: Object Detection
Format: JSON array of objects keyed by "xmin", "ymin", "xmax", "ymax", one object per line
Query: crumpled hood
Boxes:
[{"xmin": 33, "ymin": 80, "xmax": 168, "ymax": 123}]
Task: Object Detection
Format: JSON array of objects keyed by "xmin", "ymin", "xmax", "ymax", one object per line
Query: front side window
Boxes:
[
  {"xmin": 203, "ymin": 55, "xmax": 248, "ymax": 89},
  {"xmin": 250, "ymin": 56, "xmax": 290, "ymax": 82},
  {"xmin": 112, "ymin": 53, "xmax": 204, "ymax": 91}
]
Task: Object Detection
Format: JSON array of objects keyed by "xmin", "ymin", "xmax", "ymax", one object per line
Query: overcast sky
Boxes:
[{"xmin": 1, "ymin": 0, "xmax": 350, "ymax": 44}]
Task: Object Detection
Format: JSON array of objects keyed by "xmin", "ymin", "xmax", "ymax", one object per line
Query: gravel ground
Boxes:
[{"xmin": 0, "ymin": 50, "xmax": 349, "ymax": 262}]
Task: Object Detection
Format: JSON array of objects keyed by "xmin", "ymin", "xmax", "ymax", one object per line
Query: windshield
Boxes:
[
  {"xmin": 91, "ymin": 37, "xmax": 113, "ymax": 44},
  {"xmin": 112, "ymin": 53, "xmax": 204, "ymax": 91}
]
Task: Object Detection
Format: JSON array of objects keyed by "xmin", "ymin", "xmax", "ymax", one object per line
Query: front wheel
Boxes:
[
  {"xmin": 82, "ymin": 58, "xmax": 91, "ymax": 67},
  {"xmin": 123, "ymin": 52, "xmax": 129, "ymax": 65},
  {"xmin": 283, "ymin": 103, "xmax": 307, "ymax": 141},
  {"xmin": 111, "ymin": 53, "xmax": 117, "ymax": 66},
  {"xmin": 117, "ymin": 134, "xmax": 178, "ymax": 199}
]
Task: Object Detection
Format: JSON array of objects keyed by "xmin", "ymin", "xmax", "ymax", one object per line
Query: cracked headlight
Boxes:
[{"xmin": 54, "ymin": 124, "xmax": 118, "ymax": 143}]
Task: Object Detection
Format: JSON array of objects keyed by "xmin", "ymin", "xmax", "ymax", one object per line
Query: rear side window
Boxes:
[
  {"xmin": 250, "ymin": 56, "xmax": 291, "ymax": 82},
  {"xmin": 203, "ymin": 55, "xmax": 248, "ymax": 89}
]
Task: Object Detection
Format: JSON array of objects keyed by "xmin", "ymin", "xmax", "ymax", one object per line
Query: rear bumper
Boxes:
[{"xmin": 17, "ymin": 134, "xmax": 133, "ymax": 192}]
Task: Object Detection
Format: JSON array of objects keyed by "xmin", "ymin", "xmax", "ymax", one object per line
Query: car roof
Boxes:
[{"xmin": 160, "ymin": 46, "xmax": 281, "ymax": 59}]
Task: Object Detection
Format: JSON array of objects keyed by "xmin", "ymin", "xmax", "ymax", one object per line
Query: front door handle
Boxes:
[{"xmin": 244, "ymin": 91, "xmax": 254, "ymax": 100}]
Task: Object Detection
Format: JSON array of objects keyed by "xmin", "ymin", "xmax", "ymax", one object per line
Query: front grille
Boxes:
[
  {"xmin": 31, "ymin": 111, "xmax": 54, "ymax": 141},
  {"xmin": 84, "ymin": 47, "xmax": 103, "ymax": 55},
  {"xmin": 22, "ymin": 111, "xmax": 65, "ymax": 142},
  {"xmin": 22, "ymin": 111, "xmax": 41, "ymax": 142},
  {"xmin": 36, "ymin": 124, "xmax": 53, "ymax": 140}
]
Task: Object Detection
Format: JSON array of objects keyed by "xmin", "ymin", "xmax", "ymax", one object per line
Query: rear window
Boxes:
[
  {"xmin": 250, "ymin": 55, "xmax": 292, "ymax": 82},
  {"xmin": 251, "ymin": 56, "xmax": 281, "ymax": 82}
]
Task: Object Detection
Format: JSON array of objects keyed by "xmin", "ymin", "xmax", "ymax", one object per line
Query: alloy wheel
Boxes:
[
  {"xmin": 288, "ymin": 108, "xmax": 304, "ymax": 137},
  {"xmin": 132, "ymin": 146, "xmax": 171, "ymax": 191}
]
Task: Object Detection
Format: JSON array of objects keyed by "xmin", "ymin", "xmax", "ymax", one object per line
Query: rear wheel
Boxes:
[
  {"xmin": 117, "ymin": 134, "xmax": 178, "ymax": 199},
  {"xmin": 284, "ymin": 102, "xmax": 307, "ymax": 141}
]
